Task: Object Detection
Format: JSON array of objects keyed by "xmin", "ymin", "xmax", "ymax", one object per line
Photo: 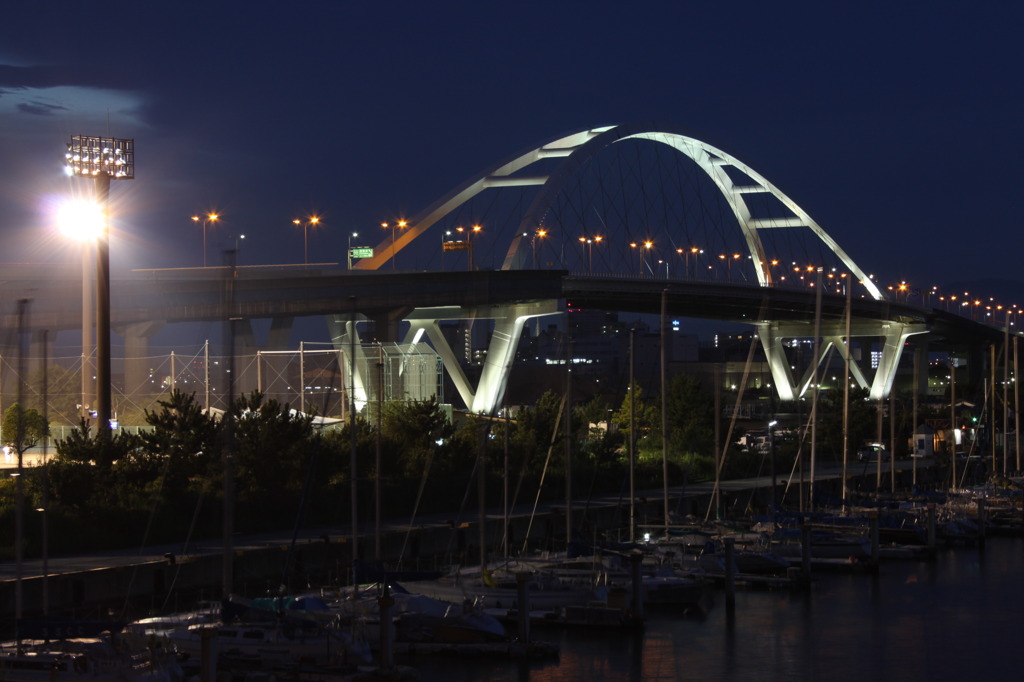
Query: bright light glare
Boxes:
[{"xmin": 56, "ymin": 199, "xmax": 105, "ymax": 241}]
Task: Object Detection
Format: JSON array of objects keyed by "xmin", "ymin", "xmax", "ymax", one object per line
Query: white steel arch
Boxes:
[{"xmin": 354, "ymin": 123, "xmax": 883, "ymax": 301}]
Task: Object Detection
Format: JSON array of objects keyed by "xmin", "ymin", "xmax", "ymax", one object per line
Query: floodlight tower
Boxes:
[{"xmin": 65, "ymin": 135, "xmax": 135, "ymax": 439}]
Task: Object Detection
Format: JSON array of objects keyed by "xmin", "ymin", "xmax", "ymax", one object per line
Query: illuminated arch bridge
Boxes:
[{"xmin": 334, "ymin": 123, "xmax": 920, "ymax": 413}]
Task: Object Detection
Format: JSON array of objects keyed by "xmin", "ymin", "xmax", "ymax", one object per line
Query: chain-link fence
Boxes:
[{"xmin": 0, "ymin": 341, "xmax": 443, "ymax": 438}]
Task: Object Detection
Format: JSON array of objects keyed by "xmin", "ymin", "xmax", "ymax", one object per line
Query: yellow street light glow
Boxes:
[{"xmin": 57, "ymin": 199, "xmax": 105, "ymax": 241}]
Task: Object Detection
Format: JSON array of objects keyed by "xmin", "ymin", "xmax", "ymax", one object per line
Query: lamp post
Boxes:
[
  {"xmin": 294, "ymin": 216, "xmax": 320, "ymax": 264},
  {"xmin": 469, "ymin": 224, "xmax": 481, "ymax": 271},
  {"xmin": 533, "ymin": 228, "xmax": 547, "ymax": 268},
  {"xmin": 65, "ymin": 135, "xmax": 134, "ymax": 440},
  {"xmin": 577, "ymin": 235, "xmax": 602, "ymax": 273},
  {"xmin": 633, "ymin": 240, "xmax": 653, "ymax": 275},
  {"xmin": 441, "ymin": 230, "xmax": 452, "ymax": 271},
  {"xmin": 381, "ymin": 220, "xmax": 407, "ymax": 269},
  {"xmin": 192, "ymin": 213, "xmax": 219, "ymax": 267},
  {"xmin": 768, "ymin": 420, "xmax": 778, "ymax": 508},
  {"xmin": 348, "ymin": 231, "xmax": 359, "ymax": 270}
]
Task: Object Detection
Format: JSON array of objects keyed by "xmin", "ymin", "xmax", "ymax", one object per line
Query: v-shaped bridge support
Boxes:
[
  {"xmin": 756, "ymin": 319, "xmax": 926, "ymax": 401},
  {"xmin": 403, "ymin": 300, "xmax": 561, "ymax": 415}
]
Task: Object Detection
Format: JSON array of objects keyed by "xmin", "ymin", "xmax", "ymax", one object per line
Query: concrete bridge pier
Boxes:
[
  {"xmin": 403, "ymin": 300, "xmax": 561, "ymax": 414},
  {"xmin": 757, "ymin": 319, "xmax": 926, "ymax": 402},
  {"xmin": 327, "ymin": 313, "xmax": 371, "ymax": 413},
  {"xmin": 117, "ymin": 320, "xmax": 164, "ymax": 414}
]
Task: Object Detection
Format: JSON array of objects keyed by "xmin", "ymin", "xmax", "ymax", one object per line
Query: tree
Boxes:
[
  {"xmin": 2, "ymin": 402, "xmax": 49, "ymax": 456},
  {"xmin": 231, "ymin": 391, "xmax": 316, "ymax": 509},
  {"xmin": 663, "ymin": 375, "xmax": 715, "ymax": 459},
  {"xmin": 381, "ymin": 397, "xmax": 453, "ymax": 477},
  {"xmin": 610, "ymin": 383, "xmax": 659, "ymax": 452},
  {"xmin": 134, "ymin": 389, "xmax": 221, "ymax": 496}
]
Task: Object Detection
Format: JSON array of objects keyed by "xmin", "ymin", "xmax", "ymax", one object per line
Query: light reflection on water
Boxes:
[{"xmin": 414, "ymin": 537, "xmax": 1023, "ymax": 681}]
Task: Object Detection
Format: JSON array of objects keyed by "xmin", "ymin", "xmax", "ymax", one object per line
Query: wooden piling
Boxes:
[
  {"xmin": 723, "ymin": 536, "xmax": 736, "ymax": 613},
  {"xmin": 516, "ymin": 572, "xmax": 531, "ymax": 642},
  {"xmin": 630, "ymin": 551, "xmax": 644, "ymax": 621},
  {"xmin": 378, "ymin": 584, "xmax": 395, "ymax": 672},
  {"xmin": 869, "ymin": 512, "xmax": 880, "ymax": 565},
  {"xmin": 801, "ymin": 523, "xmax": 812, "ymax": 579},
  {"xmin": 927, "ymin": 503, "xmax": 937, "ymax": 558}
]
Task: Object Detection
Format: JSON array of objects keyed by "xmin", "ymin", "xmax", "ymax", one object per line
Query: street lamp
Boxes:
[
  {"xmin": 192, "ymin": 213, "xmax": 219, "ymax": 267},
  {"xmin": 629, "ymin": 240, "xmax": 653, "ymax": 275},
  {"xmin": 719, "ymin": 253, "xmax": 740, "ymax": 280},
  {"xmin": 441, "ymin": 230, "xmax": 453, "ymax": 271},
  {"xmin": 469, "ymin": 224, "xmax": 481, "ymax": 271},
  {"xmin": 294, "ymin": 216, "xmax": 321, "ymax": 264},
  {"xmin": 381, "ymin": 220, "xmax": 408, "ymax": 269},
  {"xmin": 577, "ymin": 235, "xmax": 603, "ymax": 273},
  {"xmin": 65, "ymin": 135, "xmax": 134, "ymax": 441},
  {"xmin": 348, "ymin": 231, "xmax": 359, "ymax": 270},
  {"xmin": 533, "ymin": 228, "xmax": 548, "ymax": 268}
]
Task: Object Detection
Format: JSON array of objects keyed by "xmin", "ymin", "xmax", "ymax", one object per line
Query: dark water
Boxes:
[{"xmin": 412, "ymin": 537, "xmax": 1023, "ymax": 681}]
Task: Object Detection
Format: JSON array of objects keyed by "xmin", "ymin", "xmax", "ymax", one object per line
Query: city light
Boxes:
[
  {"xmin": 294, "ymin": 215, "xmax": 321, "ymax": 264},
  {"xmin": 194, "ymin": 213, "xmax": 220, "ymax": 267},
  {"xmin": 57, "ymin": 199, "xmax": 105, "ymax": 241}
]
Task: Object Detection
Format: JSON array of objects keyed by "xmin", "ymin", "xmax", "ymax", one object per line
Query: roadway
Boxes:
[
  {"xmin": 0, "ymin": 262, "xmax": 1003, "ymax": 350},
  {"xmin": 0, "ymin": 458, "xmax": 934, "ymax": 584}
]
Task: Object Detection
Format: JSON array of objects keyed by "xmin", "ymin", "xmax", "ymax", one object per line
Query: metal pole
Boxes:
[
  {"xmin": 503, "ymin": 407, "xmax": 510, "ymax": 559},
  {"xmin": 628, "ymin": 328, "xmax": 636, "ymax": 542},
  {"xmin": 1015, "ymin": 335, "xmax": 1021, "ymax": 472},
  {"xmin": 349, "ymin": 297, "xmax": 359, "ymax": 564},
  {"xmin": 912, "ymin": 347, "xmax": 919, "ymax": 486},
  {"xmin": 375, "ymin": 342, "xmax": 383, "ymax": 561},
  {"xmin": 950, "ymin": 359, "xmax": 957, "ymax": 490},
  {"xmin": 660, "ymin": 289, "xmax": 669, "ymax": 534},
  {"xmin": 81, "ymin": 240, "xmax": 93, "ymax": 423},
  {"xmin": 769, "ymin": 424, "xmax": 777, "ymax": 508},
  {"xmin": 1004, "ymin": 313, "xmax": 1010, "ymax": 474},
  {"xmin": 991, "ymin": 344, "xmax": 997, "ymax": 476},
  {"xmin": 889, "ymin": 390, "xmax": 896, "ymax": 493},
  {"xmin": 299, "ymin": 341, "xmax": 305, "ymax": 414},
  {"xmin": 204, "ymin": 340, "xmax": 210, "ymax": 412},
  {"xmin": 809, "ymin": 268, "xmax": 823, "ymax": 510},
  {"xmin": 95, "ymin": 175, "xmax": 112, "ymax": 440},
  {"xmin": 41, "ymin": 329, "xmax": 49, "ymax": 616},
  {"xmin": 565, "ymin": 335, "xmax": 573, "ymax": 546},
  {"xmin": 14, "ymin": 299, "xmax": 28, "ymax": 627},
  {"xmin": 842, "ymin": 277, "xmax": 852, "ymax": 502},
  {"xmin": 987, "ymin": 346, "xmax": 995, "ymax": 473},
  {"xmin": 222, "ymin": 249, "xmax": 238, "ymax": 598}
]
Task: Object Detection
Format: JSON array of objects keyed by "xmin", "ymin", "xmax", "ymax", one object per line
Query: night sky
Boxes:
[{"xmin": 2, "ymin": 1, "xmax": 1021, "ymax": 301}]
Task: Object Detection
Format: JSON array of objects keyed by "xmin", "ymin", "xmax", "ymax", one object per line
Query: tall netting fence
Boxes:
[{"xmin": 0, "ymin": 341, "xmax": 443, "ymax": 444}]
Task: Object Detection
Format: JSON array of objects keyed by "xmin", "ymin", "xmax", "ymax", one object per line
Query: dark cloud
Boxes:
[
  {"xmin": 0, "ymin": 63, "xmax": 135, "ymax": 91},
  {"xmin": 16, "ymin": 100, "xmax": 69, "ymax": 116}
]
